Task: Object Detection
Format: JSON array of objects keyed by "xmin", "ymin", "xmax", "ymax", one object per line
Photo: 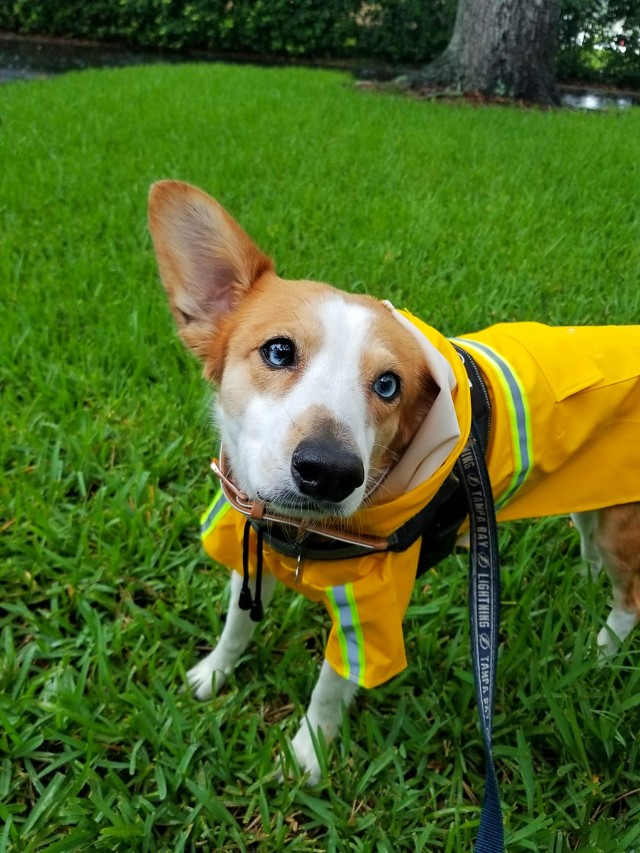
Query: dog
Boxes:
[{"xmin": 148, "ymin": 180, "xmax": 640, "ymax": 785}]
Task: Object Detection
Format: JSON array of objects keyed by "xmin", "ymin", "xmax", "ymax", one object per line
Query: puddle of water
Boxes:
[
  {"xmin": 560, "ymin": 88, "xmax": 639, "ymax": 110},
  {"xmin": 0, "ymin": 33, "xmax": 186, "ymax": 82}
]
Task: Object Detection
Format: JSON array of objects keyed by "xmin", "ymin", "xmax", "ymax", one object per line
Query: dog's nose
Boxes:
[{"xmin": 291, "ymin": 438, "xmax": 365, "ymax": 503}]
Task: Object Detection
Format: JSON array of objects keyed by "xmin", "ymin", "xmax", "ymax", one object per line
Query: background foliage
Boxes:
[
  {"xmin": 1, "ymin": 0, "xmax": 639, "ymax": 86},
  {"xmin": 558, "ymin": 0, "xmax": 640, "ymax": 87},
  {"xmin": 0, "ymin": 0, "xmax": 455, "ymax": 65}
]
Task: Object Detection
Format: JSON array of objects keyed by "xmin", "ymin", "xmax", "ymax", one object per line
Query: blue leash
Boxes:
[{"xmin": 456, "ymin": 423, "xmax": 504, "ymax": 852}]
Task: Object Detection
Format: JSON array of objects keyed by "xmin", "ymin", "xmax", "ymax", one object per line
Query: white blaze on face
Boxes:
[{"xmin": 216, "ymin": 295, "xmax": 378, "ymax": 517}]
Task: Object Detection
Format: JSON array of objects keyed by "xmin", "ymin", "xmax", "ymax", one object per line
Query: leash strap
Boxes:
[{"xmin": 455, "ymin": 424, "xmax": 504, "ymax": 853}]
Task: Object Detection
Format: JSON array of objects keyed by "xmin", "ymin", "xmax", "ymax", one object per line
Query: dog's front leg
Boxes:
[
  {"xmin": 188, "ymin": 570, "xmax": 277, "ymax": 700},
  {"xmin": 289, "ymin": 660, "xmax": 358, "ymax": 785}
]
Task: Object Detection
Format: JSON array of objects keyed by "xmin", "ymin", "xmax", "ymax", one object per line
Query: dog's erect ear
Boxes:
[{"xmin": 148, "ymin": 180, "xmax": 273, "ymax": 339}]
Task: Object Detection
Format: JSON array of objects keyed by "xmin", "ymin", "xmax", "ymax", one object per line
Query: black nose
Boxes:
[{"xmin": 291, "ymin": 438, "xmax": 365, "ymax": 504}]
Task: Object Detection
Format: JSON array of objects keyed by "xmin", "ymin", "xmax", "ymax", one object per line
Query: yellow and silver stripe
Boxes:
[
  {"xmin": 326, "ymin": 583, "xmax": 367, "ymax": 686},
  {"xmin": 453, "ymin": 337, "xmax": 533, "ymax": 510},
  {"xmin": 200, "ymin": 487, "xmax": 232, "ymax": 537}
]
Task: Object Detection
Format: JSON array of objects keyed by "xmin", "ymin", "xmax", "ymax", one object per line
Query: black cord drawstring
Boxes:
[
  {"xmin": 251, "ymin": 525, "xmax": 265, "ymax": 622},
  {"xmin": 239, "ymin": 518, "xmax": 253, "ymax": 611},
  {"xmin": 239, "ymin": 518, "xmax": 265, "ymax": 622}
]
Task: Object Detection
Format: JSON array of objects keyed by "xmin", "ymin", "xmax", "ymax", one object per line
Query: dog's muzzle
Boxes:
[{"xmin": 291, "ymin": 438, "xmax": 365, "ymax": 504}]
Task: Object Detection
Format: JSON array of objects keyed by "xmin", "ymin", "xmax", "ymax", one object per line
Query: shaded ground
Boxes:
[
  {"xmin": 358, "ymin": 77, "xmax": 640, "ymax": 110},
  {"xmin": 2, "ymin": 30, "xmax": 639, "ymax": 109},
  {"xmin": 0, "ymin": 30, "xmax": 396, "ymax": 84}
]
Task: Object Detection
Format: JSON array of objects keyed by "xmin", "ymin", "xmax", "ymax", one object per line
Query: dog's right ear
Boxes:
[{"xmin": 148, "ymin": 180, "xmax": 273, "ymax": 363}]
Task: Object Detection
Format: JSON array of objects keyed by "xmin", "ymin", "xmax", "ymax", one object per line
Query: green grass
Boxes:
[{"xmin": 1, "ymin": 62, "xmax": 640, "ymax": 851}]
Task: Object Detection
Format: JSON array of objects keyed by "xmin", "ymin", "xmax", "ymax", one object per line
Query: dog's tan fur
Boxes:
[{"xmin": 597, "ymin": 504, "xmax": 640, "ymax": 613}]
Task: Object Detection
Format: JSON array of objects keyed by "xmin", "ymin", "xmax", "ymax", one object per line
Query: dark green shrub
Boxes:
[
  {"xmin": 353, "ymin": 0, "xmax": 456, "ymax": 64},
  {"xmin": 0, "ymin": 0, "xmax": 637, "ymax": 85},
  {"xmin": 0, "ymin": 0, "xmax": 454, "ymax": 63},
  {"xmin": 558, "ymin": 0, "xmax": 640, "ymax": 87}
]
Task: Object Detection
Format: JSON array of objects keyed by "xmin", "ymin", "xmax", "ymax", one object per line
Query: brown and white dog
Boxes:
[{"xmin": 148, "ymin": 180, "xmax": 640, "ymax": 784}]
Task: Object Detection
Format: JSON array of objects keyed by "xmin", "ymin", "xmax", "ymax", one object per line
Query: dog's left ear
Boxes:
[{"xmin": 148, "ymin": 180, "xmax": 273, "ymax": 361}]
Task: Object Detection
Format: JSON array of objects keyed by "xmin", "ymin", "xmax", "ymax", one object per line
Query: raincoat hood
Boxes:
[{"xmin": 351, "ymin": 308, "xmax": 472, "ymax": 537}]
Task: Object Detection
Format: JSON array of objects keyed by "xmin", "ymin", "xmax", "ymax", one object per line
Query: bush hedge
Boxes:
[
  {"xmin": 0, "ymin": 0, "xmax": 638, "ymax": 86},
  {"xmin": 0, "ymin": 0, "xmax": 456, "ymax": 65}
]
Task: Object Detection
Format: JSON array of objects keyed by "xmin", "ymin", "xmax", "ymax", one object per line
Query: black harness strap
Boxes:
[{"xmin": 413, "ymin": 344, "xmax": 490, "ymax": 574}]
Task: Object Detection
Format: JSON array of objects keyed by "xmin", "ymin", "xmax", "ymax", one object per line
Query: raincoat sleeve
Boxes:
[{"xmin": 320, "ymin": 539, "xmax": 422, "ymax": 689}]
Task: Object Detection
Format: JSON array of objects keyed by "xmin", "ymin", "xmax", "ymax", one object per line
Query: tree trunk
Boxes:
[{"xmin": 415, "ymin": 0, "xmax": 560, "ymax": 105}]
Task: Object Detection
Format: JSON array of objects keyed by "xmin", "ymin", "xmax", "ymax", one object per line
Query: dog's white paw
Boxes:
[
  {"xmin": 285, "ymin": 721, "xmax": 323, "ymax": 786},
  {"xmin": 187, "ymin": 651, "xmax": 230, "ymax": 701},
  {"xmin": 596, "ymin": 626, "xmax": 620, "ymax": 661},
  {"xmin": 596, "ymin": 608, "xmax": 637, "ymax": 662}
]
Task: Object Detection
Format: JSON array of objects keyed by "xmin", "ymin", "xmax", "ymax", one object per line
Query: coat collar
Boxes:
[{"xmin": 352, "ymin": 307, "xmax": 472, "ymax": 537}]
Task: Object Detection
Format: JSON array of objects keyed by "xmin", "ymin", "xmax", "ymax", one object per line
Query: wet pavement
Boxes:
[{"xmin": 0, "ymin": 32, "xmax": 186, "ymax": 82}]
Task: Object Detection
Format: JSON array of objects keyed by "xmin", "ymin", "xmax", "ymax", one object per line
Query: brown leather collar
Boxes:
[{"xmin": 211, "ymin": 456, "xmax": 389, "ymax": 552}]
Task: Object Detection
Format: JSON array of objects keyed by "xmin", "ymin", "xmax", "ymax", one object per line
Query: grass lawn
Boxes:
[{"xmin": 1, "ymin": 62, "xmax": 640, "ymax": 851}]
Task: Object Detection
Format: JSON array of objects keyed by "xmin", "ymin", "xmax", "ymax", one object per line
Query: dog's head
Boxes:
[{"xmin": 149, "ymin": 181, "xmax": 437, "ymax": 519}]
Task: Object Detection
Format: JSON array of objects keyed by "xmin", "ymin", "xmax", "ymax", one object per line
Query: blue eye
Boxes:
[
  {"xmin": 260, "ymin": 338, "xmax": 296, "ymax": 368},
  {"xmin": 373, "ymin": 372, "xmax": 400, "ymax": 400}
]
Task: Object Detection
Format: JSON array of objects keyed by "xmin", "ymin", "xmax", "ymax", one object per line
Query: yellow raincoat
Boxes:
[{"xmin": 201, "ymin": 311, "xmax": 640, "ymax": 688}]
